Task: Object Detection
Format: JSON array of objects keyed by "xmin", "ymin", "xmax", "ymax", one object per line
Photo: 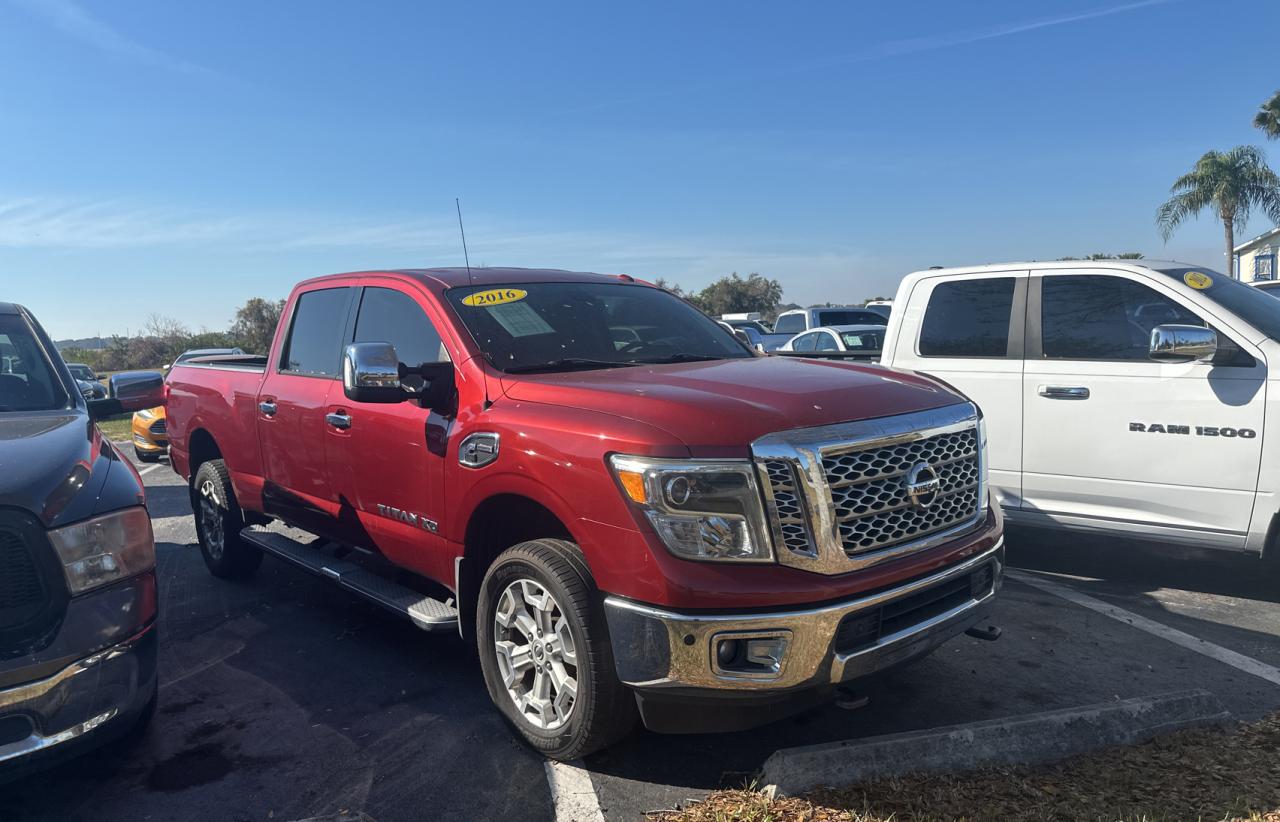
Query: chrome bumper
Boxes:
[
  {"xmin": 0, "ymin": 624, "xmax": 156, "ymax": 766},
  {"xmin": 604, "ymin": 540, "xmax": 1002, "ymax": 692}
]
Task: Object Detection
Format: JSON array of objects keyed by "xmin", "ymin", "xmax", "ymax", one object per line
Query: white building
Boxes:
[{"xmin": 1233, "ymin": 227, "xmax": 1280, "ymax": 282}]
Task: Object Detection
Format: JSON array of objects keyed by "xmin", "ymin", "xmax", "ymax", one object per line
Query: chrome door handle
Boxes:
[
  {"xmin": 1039, "ymin": 385, "xmax": 1090, "ymax": 400},
  {"xmin": 259, "ymin": 400, "xmax": 277, "ymax": 417},
  {"xmin": 325, "ymin": 411, "xmax": 352, "ymax": 430}
]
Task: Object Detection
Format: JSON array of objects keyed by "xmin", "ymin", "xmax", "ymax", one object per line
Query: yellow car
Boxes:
[{"xmin": 131, "ymin": 406, "xmax": 167, "ymax": 462}]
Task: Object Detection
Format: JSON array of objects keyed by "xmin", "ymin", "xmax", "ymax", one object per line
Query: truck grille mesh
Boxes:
[
  {"xmin": 824, "ymin": 429, "xmax": 980, "ymax": 556},
  {"xmin": 761, "ymin": 460, "xmax": 812, "ymax": 555},
  {"xmin": 0, "ymin": 527, "xmax": 44, "ymax": 619}
]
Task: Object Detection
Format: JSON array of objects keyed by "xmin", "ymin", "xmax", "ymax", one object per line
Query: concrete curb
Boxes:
[{"xmin": 761, "ymin": 689, "xmax": 1231, "ymax": 796}]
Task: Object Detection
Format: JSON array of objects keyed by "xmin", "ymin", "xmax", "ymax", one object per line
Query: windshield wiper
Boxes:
[
  {"xmin": 504, "ymin": 358, "xmax": 640, "ymax": 374},
  {"xmin": 626, "ymin": 353, "xmax": 724, "ymax": 365}
]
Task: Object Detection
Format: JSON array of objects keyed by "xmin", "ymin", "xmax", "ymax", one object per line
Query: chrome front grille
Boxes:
[
  {"xmin": 761, "ymin": 460, "xmax": 812, "ymax": 555},
  {"xmin": 753, "ymin": 404, "xmax": 984, "ymax": 575},
  {"xmin": 825, "ymin": 429, "xmax": 980, "ymax": 556}
]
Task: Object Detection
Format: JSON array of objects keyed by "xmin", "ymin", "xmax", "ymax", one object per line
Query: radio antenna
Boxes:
[{"xmin": 455, "ymin": 198, "xmax": 473, "ymax": 286}]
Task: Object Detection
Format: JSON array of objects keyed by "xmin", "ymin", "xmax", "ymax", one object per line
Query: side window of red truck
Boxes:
[
  {"xmin": 353, "ymin": 287, "xmax": 450, "ymax": 367},
  {"xmin": 279, "ymin": 287, "xmax": 352, "ymax": 377}
]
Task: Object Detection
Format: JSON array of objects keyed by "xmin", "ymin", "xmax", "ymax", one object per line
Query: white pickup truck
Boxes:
[{"xmin": 881, "ymin": 260, "xmax": 1280, "ymax": 558}]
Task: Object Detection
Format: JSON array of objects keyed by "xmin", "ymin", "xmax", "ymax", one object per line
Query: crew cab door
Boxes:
[
  {"xmin": 324, "ymin": 282, "xmax": 454, "ymax": 583},
  {"xmin": 891, "ymin": 270, "xmax": 1028, "ymax": 509},
  {"xmin": 257, "ymin": 285, "xmax": 355, "ymax": 536},
  {"xmin": 1021, "ymin": 270, "xmax": 1266, "ymax": 543}
]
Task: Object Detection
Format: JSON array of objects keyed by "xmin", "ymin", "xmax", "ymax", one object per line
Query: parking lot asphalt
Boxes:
[{"xmin": 5, "ymin": 451, "xmax": 1280, "ymax": 821}]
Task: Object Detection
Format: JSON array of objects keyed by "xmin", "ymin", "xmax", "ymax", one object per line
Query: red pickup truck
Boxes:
[{"xmin": 165, "ymin": 268, "xmax": 1004, "ymax": 759}]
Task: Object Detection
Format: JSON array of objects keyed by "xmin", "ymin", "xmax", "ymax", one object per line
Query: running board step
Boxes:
[{"xmin": 241, "ymin": 529, "xmax": 458, "ymax": 631}]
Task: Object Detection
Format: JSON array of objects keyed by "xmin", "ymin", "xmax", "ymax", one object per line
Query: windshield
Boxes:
[
  {"xmin": 0, "ymin": 315, "xmax": 70, "ymax": 412},
  {"xmin": 1156, "ymin": 267, "xmax": 1280, "ymax": 341},
  {"xmin": 840, "ymin": 330, "xmax": 884, "ymax": 350},
  {"xmin": 446, "ymin": 282, "xmax": 751, "ymax": 373},
  {"xmin": 67, "ymin": 364, "xmax": 94, "ymax": 380}
]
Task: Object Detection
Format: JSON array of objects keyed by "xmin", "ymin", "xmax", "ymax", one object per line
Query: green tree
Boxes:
[
  {"xmin": 229, "ymin": 297, "xmax": 285, "ymax": 355},
  {"xmin": 1254, "ymin": 90, "xmax": 1280, "ymax": 139},
  {"xmin": 1156, "ymin": 146, "xmax": 1280, "ymax": 278},
  {"xmin": 694, "ymin": 272, "xmax": 784, "ymax": 317}
]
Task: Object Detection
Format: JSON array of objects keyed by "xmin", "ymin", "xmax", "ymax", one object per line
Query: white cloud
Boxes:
[{"xmin": 12, "ymin": 0, "xmax": 214, "ymax": 76}]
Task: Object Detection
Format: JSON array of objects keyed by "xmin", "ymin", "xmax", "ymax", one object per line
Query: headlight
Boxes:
[
  {"xmin": 609, "ymin": 455, "xmax": 774, "ymax": 562},
  {"xmin": 48, "ymin": 507, "xmax": 155, "ymax": 595},
  {"xmin": 136, "ymin": 407, "xmax": 156, "ymax": 420}
]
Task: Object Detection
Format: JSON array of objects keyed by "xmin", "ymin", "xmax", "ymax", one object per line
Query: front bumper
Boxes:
[
  {"xmin": 605, "ymin": 539, "xmax": 1002, "ymax": 695},
  {"xmin": 0, "ymin": 572, "xmax": 158, "ymax": 775}
]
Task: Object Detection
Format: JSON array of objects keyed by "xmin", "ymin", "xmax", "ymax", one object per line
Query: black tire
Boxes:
[
  {"xmin": 192, "ymin": 459, "xmax": 262, "ymax": 579},
  {"xmin": 476, "ymin": 539, "xmax": 637, "ymax": 760},
  {"xmin": 134, "ymin": 447, "xmax": 161, "ymax": 463}
]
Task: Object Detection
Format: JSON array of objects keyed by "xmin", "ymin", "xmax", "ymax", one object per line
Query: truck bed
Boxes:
[{"xmin": 179, "ymin": 354, "xmax": 269, "ymax": 371}]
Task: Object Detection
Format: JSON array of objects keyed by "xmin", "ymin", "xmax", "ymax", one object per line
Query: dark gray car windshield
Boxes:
[
  {"xmin": 0, "ymin": 315, "xmax": 70, "ymax": 412},
  {"xmin": 1156, "ymin": 267, "xmax": 1280, "ymax": 340},
  {"xmin": 446, "ymin": 282, "xmax": 750, "ymax": 373}
]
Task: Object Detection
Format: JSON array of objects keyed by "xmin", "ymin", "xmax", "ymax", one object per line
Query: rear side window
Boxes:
[
  {"xmin": 815, "ymin": 332, "xmax": 839, "ymax": 351},
  {"xmin": 919, "ymin": 278, "xmax": 1016, "ymax": 357},
  {"xmin": 793, "ymin": 332, "xmax": 818, "ymax": 352},
  {"xmin": 354, "ymin": 287, "xmax": 449, "ymax": 366},
  {"xmin": 280, "ymin": 288, "xmax": 351, "ymax": 376},
  {"xmin": 1041, "ymin": 275, "xmax": 1203, "ymax": 361},
  {"xmin": 774, "ymin": 314, "xmax": 805, "ymax": 334},
  {"xmin": 815, "ymin": 309, "xmax": 886, "ymax": 326}
]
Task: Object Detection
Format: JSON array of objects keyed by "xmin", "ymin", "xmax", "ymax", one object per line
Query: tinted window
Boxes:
[
  {"xmin": 919, "ymin": 278, "xmax": 1016, "ymax": 357},
  {"xmin": 815, "ymin": 309, "xmax": 887, "ymax": 326},
  {"xmin": 815, "ymin": 332, "xmax": 839, "ymax": 351},
  {"xmin": 281, "ymin": 288, "xmax": 351, "ymax": 376},
  {"xmin": 67, "ymin": 364, "xmax": 94, "ymax": 380},
  {"xmin": 446, "ymin": 282, "xmax": 748, "ymax": 373},
  {"xmin": 1042, "ymin": 275, "xmax": 1202, "ymax": 361},
  {"xmin": 355, "ymin": 287, "xmax": 449, "ymax": 367},
  {"xmin": 793, "ymin": 332, "xmax": 818, "ymax": 352},
  {"xmin": 0, "ymin": 315, "xmax": 68, "ymax": 411},
  {"xmin": 773, "ymin": 314, "xmax": 805, "ymax": 334}
]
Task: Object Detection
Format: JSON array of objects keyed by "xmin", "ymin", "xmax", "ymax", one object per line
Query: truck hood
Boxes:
[
  {"xmin": 0, "ymin": 412, "xmax": 137, "ymax": 527},
  {"xmin": 499, "ymin": 356, "xmax": 964, "ymax": 454}
]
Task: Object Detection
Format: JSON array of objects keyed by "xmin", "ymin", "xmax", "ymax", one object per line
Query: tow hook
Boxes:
[
  {"xmin": 965, "ymin": 624, "xmax": 1002, "ymax": 641},
  {"xmin": 834, "ymin": 685, "xmax": 870, "ymax": 711}
]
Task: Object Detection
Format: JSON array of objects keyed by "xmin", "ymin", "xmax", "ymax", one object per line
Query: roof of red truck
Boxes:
[{"xmin": 299, "ymin": 267, "xmax": 644, "ymax": 290}]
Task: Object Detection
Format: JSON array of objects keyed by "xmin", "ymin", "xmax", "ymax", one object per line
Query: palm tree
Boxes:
[
  {"xmin": 1156, "ymin": 146, "xmax": 1280, "ymax": 278},
  {"xmin": 1254, "ymin": 90, "xmax": 1280, "ymax": 139}
]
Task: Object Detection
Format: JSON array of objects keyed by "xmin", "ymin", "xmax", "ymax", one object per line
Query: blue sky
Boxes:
[{"xmin": 2, "ymin": 0, "xmax": 1278, "ymax": 339}]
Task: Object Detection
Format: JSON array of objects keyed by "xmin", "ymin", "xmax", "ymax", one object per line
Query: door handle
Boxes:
[
  {"xmin": 1038, "ymin": 385, "xmax": 1090, "ymax": 400},
  {"xmin": 259, "ymin": 400, "xmax": 277, "ymax": 417},
  {"xmin": 325, "ymin": 411, "xmax": 352, "ymax": 430}
]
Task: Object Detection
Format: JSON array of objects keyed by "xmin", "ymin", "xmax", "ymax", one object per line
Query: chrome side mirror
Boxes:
[
  {"xmin": 342, "ymin": 342, "xmax": 405, "ymax": 403},
  {"xmin": 1149, "ymin": 324, "xmax": 1217, "ymax": 363}
]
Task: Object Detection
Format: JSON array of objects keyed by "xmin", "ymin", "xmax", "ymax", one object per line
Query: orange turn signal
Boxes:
[{"xmin": 617, "ymin": 470, "xmax": 648, "ymax": 503}]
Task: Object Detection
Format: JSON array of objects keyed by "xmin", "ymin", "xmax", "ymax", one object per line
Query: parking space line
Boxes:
[
  {"xmin": 1009, "ymin": 570, "xmax": 1280, "ymax": 688},
  {"xmin": 544, "ymin": 759, "xmax": 605, "ymax": 822},
  {"xmin": 137, "ymin": 463, "xmax": 162, "ymax": 476}
]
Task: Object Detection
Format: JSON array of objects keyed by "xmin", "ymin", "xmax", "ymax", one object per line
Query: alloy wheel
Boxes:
[{"xmin": 493, "ymin": 578, "xmax": 578, "ymax": 731}]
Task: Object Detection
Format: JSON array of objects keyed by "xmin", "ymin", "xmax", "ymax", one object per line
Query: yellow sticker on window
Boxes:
[
  {"xmin": 461, "ymin": 288, "xmax": 528, "ymax": 307},
  {"xmin": 1183, "ymin": 271, "xmax": 1212, "ymax": 290}
]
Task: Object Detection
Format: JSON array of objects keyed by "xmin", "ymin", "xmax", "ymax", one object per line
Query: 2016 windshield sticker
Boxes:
[
  {"xmin": 461, "ymin": 288, "xmax": 527, "ymax": 307},
  {"xmin": 1183, "ymin": 271, "xmax": 1212, "ymax": 290}
]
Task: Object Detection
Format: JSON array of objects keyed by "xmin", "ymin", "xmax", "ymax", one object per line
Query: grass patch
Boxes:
[
  {"xmin": 94, "ymin": 414, "xmax": 133, "ymax": 443},
  {"xmin": 650, "ymin": 713, "xmax": 1280, "ymax": 822}
]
